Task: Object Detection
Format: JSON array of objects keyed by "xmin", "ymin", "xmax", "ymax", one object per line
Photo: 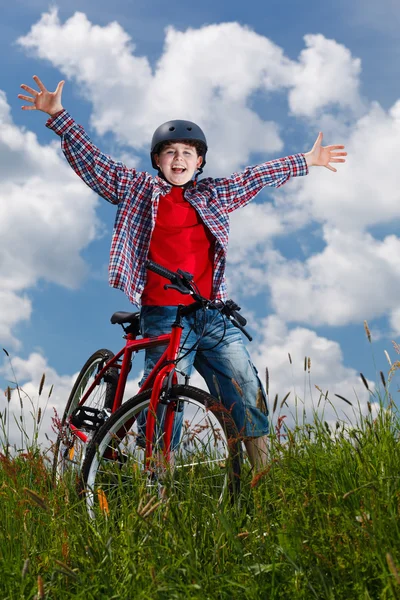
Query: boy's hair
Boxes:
[{"xmin": 154, "ymin": 139, "xmax": 206, "ymax": 158}]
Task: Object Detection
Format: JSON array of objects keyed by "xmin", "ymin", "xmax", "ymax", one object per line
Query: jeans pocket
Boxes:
[{"xmin": 249, "ymin": 361, "xmax": 269, "ymax": 416}]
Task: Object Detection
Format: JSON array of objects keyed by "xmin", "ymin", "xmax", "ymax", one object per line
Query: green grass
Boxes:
[
  {"xmin": 2, "ymin": 399, "xmax": 400, "ymax": 600},
  {"xmin": 2, "ymin": 337, "xmax": 400, "ymax": 599}
]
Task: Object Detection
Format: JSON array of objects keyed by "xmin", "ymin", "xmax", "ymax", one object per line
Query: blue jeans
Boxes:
[{"xmin": 137, "ymin": 305, "xmax": 269, "ymax": 447}]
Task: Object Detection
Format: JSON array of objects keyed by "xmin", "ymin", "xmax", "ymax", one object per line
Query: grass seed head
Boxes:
[
  {"xmin": 38, "ymin": 374, "xmax": 45, "ymax": 396},
  {"xmin": 334, "ymin": 393, "xmax": 353, "ymax": 406},
  {"xmin": 24, "ymin": 487, "xmax": 48, "ymax": 511},
  {"xmin": 21, "ymin": 558, "xmax": 30, "ymax": 579},
  {"xmin": 37, "ymin": 575, "xmax": 45, "ymax": 599},
  {"xmin": 386, "ymin": 553, "xmax": 400, "ymax": 585},
  {"xmin": 272, "ymin": 394, "xmax": 278, "ymax": 414},
  {"xmin": 388, "ymin": 361, "xmax": 400, "ymax": 382},
  {"xmin": 380, "ymin": 371, "xmax": 386, "ymax": 389},
  {"xmin": 280, "ymin": 391, "xmax": 291, "ymax": 409},
  {"xmin": 231, "ymin": 378, "xmax": 243, "ymax": 397},
  {"xmin": 363, "ymin": 320, "xmax": 371, "ymax": 343},
  {"xmin": 360, "ymin": 373, "xmax": 370, "ymax": 391}
]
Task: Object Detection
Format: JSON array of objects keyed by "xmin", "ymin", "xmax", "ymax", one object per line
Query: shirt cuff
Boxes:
[
  {"xmin": 45, "ymin": 110, "xmax": 75, "ymax": 136},
  {"xmin": 285, "ymin": 153, "xmax": 309, "ymax": 177}
]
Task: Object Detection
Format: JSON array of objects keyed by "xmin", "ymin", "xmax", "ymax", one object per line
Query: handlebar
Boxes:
[{"xmin": 145, "ymin": 259, "xmax": 252, "ymax": 341}]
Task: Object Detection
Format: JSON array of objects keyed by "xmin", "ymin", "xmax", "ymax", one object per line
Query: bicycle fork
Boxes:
[{"xmin": 145, "ymin": 365, "xmax": 178, "ymax": 469}]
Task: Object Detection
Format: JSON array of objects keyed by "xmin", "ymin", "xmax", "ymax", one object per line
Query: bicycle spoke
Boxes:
[
  {"xmin": 81, "ymin": 385, "xmax": 242, "ymax": 519},
  {"xmin": 52, "ymin": 349, "xmax": 118, "ymax": 482}
]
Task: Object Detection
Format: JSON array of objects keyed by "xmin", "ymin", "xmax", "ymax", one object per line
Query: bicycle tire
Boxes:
[
  {"xmin": 52, "ymin": 348, "xmax": 118, "ymax": 482},
  {"xmin": 80, "ymin": 385, "xmax": 242, "ymax": 518}
]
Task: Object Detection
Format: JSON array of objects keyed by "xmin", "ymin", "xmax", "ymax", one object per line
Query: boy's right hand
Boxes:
[{"xmin": 18, "ymin": 75, "xmax": 64, "ymax": 117}]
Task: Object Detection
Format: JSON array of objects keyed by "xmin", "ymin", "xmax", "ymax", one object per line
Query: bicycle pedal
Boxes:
[{"xmin": 70, "ymin": 406, "xmax": 110, "ymax": 431}]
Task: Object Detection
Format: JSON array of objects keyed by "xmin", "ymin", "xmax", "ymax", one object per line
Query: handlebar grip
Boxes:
[
  {"xmin": 145, "ymin": 259, "xmax": 177, "ymax": 282},
  {"xmin": 232, "ymin": 310, "xmax": 247, "ymax": 327}
]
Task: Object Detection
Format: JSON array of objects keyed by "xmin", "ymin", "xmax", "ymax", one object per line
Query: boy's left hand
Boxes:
[{"xmin": 304, "ymin": 132, "xmax": 347, "ymax": 172}]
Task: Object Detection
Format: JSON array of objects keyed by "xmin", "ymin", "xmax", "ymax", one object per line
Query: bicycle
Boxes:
[{"xmin": 53, "ymin": 260, "xmax": 252, "ymax": 517}]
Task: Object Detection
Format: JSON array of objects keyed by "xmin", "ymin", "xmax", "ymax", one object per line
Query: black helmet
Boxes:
[{"xmin": 150, "ymin": 119, "xmax": 207, "ymax": 171}]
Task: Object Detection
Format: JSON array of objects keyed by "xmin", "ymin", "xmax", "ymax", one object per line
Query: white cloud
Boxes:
[
  {"xmin": 17, "ymin": 11, "xmax": 365, "ymax": 175},
  {"xmin": 0, "ymin": 292, "xmax": 32, "ymax": 349},
  {"xmin": 224, "ymin": 97, "xmax": 400, "ymax": 328},
  {"xmin": 228, "ymin": 202, "xmax": 285, "ymax": 263},
  {"xmin": 177, "ymin": 315, "xmax": 376, "ymax": 429},
  {"xmin": 0, "ymin": 91, "xmax": 103, "ymax": 345},
  {"xmin": 1, "ymin": 352, "xmax": 76, "ymax": 450},
  {"xmin": 4, "ymin": 9, "xmax": 399, "ymax": 444},
  {"xmin": 1, "ymin": 352, "xmax": 143, "ymax": 450},
  {"xmin": 284, "ymin": 101, "xmax": 400, "ymax": 231},
  {"xmin": 265, "ymin": 228, "xmax": 400, "ymax": 327},
  {"xmin": 251, "ymin": 316, "xmax": 371, "ymax": 427},
  {"xmin": 389, "ymin": 307, "xmax": 400, "ymax": 337},
  {"xmin": 15, "ymin": 11, "xmax": 400, "ymax": 335},
  {"xmin": 288, "ymin": 34, "xmax": 364, "ymax": 118}
]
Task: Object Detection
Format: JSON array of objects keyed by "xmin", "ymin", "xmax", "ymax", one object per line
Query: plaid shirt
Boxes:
[{"xmin": 47, "ymin": 111, "xmax": 308, "ymax": 306}]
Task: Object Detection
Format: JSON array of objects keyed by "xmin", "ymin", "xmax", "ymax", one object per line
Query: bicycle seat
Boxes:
[{"xmin": 110, "ymin": 311, "xmax": 140, "ymax": 325}]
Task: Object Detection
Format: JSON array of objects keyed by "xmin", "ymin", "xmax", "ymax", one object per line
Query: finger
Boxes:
[
  {"xmin": 33, "ymin": 75, "xmax": 46, "ymax": 92},
  {"xmin": 21, "ymin": 105, "xmax": 37, "ymax": 111},
  {"xmin": 55, "ymin": 80, "xmax": 65, "ymax": 95},
  {"xmin": 329, "ymin": 158, "xmax": 346, "ymax": 163},
  {"xmin": 314, "ymin": 131, "xmax": 323, "ymax": 146},
  {"xmin": 325, "ymin": 164, "xmax": 337, "ymax": 172},
  {"xmin": 18, "ymin": 94, "xmax": 35, "ymax": 103},
  {"xmin": 20, "ymin": 84, "xmax": 39, "ymax": 96},
  {"xmin": 325, "ymin": 145, "xmax": 345, "ymax": 150},
  {"xmin": 329, "ymin": 152, "xmax": 347, "ymax": 157}
]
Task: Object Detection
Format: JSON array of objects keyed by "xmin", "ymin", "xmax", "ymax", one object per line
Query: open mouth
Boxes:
[{"xmin": 171, "ymin": 166, "xmax": 186, "ymax": 174}]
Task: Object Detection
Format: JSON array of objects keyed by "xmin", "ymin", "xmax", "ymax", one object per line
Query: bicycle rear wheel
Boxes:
[
  {"xmin": 80, "ymin": 385, "xmax": 242, "ymax": 519},
  {"xmin": 52, "ymin": 349, "xmax": 118, "ymax": 482}
]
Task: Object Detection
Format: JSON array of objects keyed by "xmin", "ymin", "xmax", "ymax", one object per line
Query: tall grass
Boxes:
[{"xmin": 2, "ymin": 349, "xmax": 400, "ymax": 598}]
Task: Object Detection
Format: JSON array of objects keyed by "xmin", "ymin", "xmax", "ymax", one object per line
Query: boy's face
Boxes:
[{"xmin": 154, "ymin": 142, "xmax": 203, "ymax": 186}]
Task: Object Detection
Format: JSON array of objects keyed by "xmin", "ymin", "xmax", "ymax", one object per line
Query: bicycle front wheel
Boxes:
[
  {"xmin": 52, "ymin": 349, "xmax": 118, "ymax": 482},
  {"xmin": 80, "ymin": 385, "xmax": 242, "ymax": 518}
]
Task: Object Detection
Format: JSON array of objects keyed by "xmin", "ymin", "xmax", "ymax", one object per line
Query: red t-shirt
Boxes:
[{"xmin": 141, "ymin": 186, "xmax": 215, "ymax": 305}]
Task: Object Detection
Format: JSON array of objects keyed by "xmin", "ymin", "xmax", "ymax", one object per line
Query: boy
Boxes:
[{"xmin": 18, "ymin": 76, "xmax": 346, "ymax": 469}]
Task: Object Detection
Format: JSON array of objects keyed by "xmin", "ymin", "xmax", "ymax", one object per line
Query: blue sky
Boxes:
[{"xmin": 2, "ymin": 0, "xmax": 400, "ymax": 445}]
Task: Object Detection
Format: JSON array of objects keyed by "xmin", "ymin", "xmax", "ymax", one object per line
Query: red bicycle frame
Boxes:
[{"xmin": 70, "ymin": 319, "xmax": 186, "ymax": 467}]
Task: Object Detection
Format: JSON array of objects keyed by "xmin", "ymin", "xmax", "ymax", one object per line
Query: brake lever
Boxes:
[
  {"xmin": 164, "ymin": 284, "xmax": 192, "ymax": 295},
  {"xmin": 164, "ymin": 279, "xmax": 192, "ymax": 295}
]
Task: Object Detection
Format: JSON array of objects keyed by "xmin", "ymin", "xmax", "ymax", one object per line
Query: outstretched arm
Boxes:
[
  {"xmin": 214, "ymin": 132, "xmax": 346, "ymax": 213},
  {"xmin": 18, "ymin": 75, "xmax": 64, "ymax": 116},
  {"xmin": 18, "ymin": 76, "xmax": 143, "ymax": 206},
  {"xmin": 304, "ymin": 132, "xmax": 347, "ymax": 172}
]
